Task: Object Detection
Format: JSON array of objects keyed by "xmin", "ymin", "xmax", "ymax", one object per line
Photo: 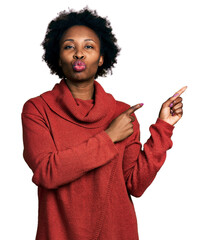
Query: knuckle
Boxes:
[
  {"xmin": 130, "ymin": 117, "xmax": 135, "ymax": 122},
  {"xmin": 129, "ymin": 128, "xmax": 134, "ymax": 135},
  {"xmin": 162, "ymin": 102, "xmax": 166, "ymax": 107},
  {"xmin": 121, "ymin": 114, "xmax": 127, "ymax": 120},
  {"xmin": 127, "ymin": 117, "xmax": 132, "ymax": 123}
]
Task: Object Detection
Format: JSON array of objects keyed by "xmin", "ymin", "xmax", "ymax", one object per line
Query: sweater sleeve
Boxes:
[
  {"xmin": 21, "ymin": 100, "xmax": 119, "ymax": 189},
  {"xmin": 122, "ymin": 115, "xmax": 174, "ymax": 197}
]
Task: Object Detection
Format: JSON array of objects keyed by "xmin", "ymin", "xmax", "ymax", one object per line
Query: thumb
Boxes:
[{"xmin": 125, "ymin": 103, "xmax": 144, "ymax": 115}]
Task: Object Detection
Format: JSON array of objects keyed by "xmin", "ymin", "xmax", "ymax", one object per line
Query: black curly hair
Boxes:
[{"xmin": 41, "ymin": 6, "xmax": 121, "ymax": 79}]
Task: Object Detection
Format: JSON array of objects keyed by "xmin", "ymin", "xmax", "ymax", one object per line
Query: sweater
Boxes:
[{"xmin": 21, "ymin": 79, "xmax": 174, "ymax": 240}]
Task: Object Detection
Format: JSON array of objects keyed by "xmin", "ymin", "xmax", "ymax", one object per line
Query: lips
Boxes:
[{"xmin": 72, "ymin": 60, "xmax": 86, "ymax": 72}]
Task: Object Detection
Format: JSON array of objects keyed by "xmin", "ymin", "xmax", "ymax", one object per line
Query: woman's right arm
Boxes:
[{"xmin": 21, "ymin": 100, "xmax": 119, "ymax": 189}]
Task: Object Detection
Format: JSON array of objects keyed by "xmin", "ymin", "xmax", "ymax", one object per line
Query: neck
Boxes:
[{"xmin": 65, "ymin": 78, "xmax": 95, "ymax": 100}]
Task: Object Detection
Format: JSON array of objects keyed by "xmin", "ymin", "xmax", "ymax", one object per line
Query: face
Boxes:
[{"xmin": 59, "ymin": 25, "xmax": 104, "ymax": 82}]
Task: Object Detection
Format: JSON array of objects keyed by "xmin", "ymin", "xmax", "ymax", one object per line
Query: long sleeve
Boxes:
[
  {"xmin": 21, "ymin": 101, "xmax": 119, "ymax": 189},
  {"xmin": 122, "ymin": 115, "xmax": 174, "ymax": 197}
]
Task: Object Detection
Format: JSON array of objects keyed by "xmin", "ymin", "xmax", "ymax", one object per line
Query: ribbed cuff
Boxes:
[{"xmin": 156, "ymin": 118, "xmax": 175, "ymax": 131}]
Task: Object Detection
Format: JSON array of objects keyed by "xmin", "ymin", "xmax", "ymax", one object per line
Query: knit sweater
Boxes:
[{"xmin": 21, "ymin": 79, "xmax": 174, "ymax": 240}]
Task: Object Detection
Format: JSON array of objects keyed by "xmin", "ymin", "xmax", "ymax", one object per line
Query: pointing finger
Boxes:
[
  {"xmin": 165, "ymin": 86, "xmax": 187, "ymax": 107},
  {"xmin": 171, "ymin": 86, "xmax": 187, "ymax": 99},
  {"xmin": 125, "ymin": 103, "xmax": 144, "ymax": 115}
]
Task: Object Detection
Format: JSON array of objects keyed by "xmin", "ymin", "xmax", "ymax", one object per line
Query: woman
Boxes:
[{"xmin": 21, "ymin": 7, "xmax": 186, "ymax": 240}]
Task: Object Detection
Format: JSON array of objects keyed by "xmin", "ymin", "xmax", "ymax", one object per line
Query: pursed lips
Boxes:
[{"xmin": 72, "ymin": 60, "xmax": 86, "ymax": 72}]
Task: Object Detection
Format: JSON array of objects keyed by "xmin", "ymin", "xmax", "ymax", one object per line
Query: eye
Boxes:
[
  {"xmin": 85, "ymin": 45, "xmax": 93, "ymax": 49},
  {"xmin": 64, "ymin": 45, "xmax": 74, "ymax": 50}
]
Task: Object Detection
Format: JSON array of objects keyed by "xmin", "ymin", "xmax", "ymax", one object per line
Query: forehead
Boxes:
[{"xmin": 60, "ymin": 25, "xmax": 100, "ymax": 43}]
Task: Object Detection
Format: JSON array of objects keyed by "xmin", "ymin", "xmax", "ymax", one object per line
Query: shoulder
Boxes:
[
  {"xmin": 110, "ymin": 99, "xmax": 130, "ymax": 119},
  {"xmin": 115, "ymin": 99, "xmax": 131, "ymax": 112},
  {"xmin": 22, "ymin": 93, "xmax": 48, "ymax": 115},
  {"xmin": 22, "ymin": 79, "xmax": 63, "ymax": 114}
]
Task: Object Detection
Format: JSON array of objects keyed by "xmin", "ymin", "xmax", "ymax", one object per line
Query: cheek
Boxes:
[
  {"xmin": 61, "ymin": 61, "xmax": 72, "ymax": 73},
  {"xmin": 59, "ymin": 55, "xmax": 73, "ymax": 70},
  {"xmin": 60, "ymin": 53, "xmax": 70, "ymax": 64},
  {"xmin": 87, "ymin": 61, "xmax": 100, "ymax": 74},
  {"xmin": 90, "ymin": 55, "xmax": 102, "ymax": 67}
]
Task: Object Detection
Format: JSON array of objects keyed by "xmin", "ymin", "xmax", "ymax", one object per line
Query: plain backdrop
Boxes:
[{"xmin": 0, "ymin": 0, "xmax": 207, "ymax": 239}]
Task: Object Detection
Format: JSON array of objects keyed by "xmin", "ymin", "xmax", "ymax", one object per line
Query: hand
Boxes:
[
  {"xmin": 159, "ymin": 86, "xmax": 187, "ymax": 125},
  {"xmin": 105, "ymin": 103, "xmax": 144, "ymax": 143}
]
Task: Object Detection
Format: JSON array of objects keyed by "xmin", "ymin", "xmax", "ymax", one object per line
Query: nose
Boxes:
[{"xmin": 73, "ymin": 49, "xmax": 85, "ymax": 60}]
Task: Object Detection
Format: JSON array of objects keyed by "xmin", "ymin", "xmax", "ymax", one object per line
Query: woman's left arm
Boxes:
[{"xmin": 123, "ymin": 86, "xmax": 187, "ymax": 197}]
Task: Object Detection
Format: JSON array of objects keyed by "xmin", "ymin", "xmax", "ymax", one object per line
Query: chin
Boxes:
[{"xmin": 67, "ymin": 71, "xmax": 96, "ymax": 82}]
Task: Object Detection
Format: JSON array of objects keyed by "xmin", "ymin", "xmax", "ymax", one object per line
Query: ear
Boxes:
[{"xmin": 98, "ymin": 55, "xmax": 104, "ymax": 66}]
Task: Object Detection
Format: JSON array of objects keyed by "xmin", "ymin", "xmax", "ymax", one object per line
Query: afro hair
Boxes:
[{"xmin": 41, "ymin": 6, "xmax": 121, "ymax": 79}]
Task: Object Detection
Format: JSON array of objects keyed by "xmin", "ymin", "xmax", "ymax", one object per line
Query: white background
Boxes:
[{"xmin": 0, "ymin": 0, "xmax": 207, "ymax": 239}]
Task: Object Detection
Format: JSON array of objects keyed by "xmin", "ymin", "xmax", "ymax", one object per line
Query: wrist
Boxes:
[
  {"xmin": 105, "ymin": 129, "xmax": 116, "ymax": 143},
  {"xmin": 158, "ymin": 117, "xmax": 171, "ymax": 125},
  {"xmin": 157, "ymin": 118, "xmax": 175, "ymax": 130}
]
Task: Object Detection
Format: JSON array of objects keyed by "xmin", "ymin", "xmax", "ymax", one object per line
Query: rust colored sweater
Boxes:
[{"xmin": 21, "ymin": 79, "xmax": 174, "ymax": 240}]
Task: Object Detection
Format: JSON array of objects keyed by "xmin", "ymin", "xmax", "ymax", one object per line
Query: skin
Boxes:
[
  {"xmin": 59, "ymin": 25, "xmax": 104, "ymax": 100},
  {"xmin": 58, "ymin": 25, "xmax": 187, "ymax": 143},
  {"xmin": 105, "ymin": 86, "xmax": 187, "ymax": 143}
]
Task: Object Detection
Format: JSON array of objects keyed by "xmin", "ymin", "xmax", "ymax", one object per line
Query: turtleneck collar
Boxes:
[{"xmin": 40, "ymin": 79, "xmax": 116, "ymax": 129}]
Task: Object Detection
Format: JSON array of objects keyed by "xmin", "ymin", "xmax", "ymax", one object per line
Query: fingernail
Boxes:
[
  {"xmin": 169, "ymin": 102, "xmax": 173, "ymax": 108},
  {"xmin": 140, "ymin": 103, "xmax": 144, "ymax": 106},
  {"xmin": 173, "ymin": 93, "xmax": 179, "ymax": 97}
]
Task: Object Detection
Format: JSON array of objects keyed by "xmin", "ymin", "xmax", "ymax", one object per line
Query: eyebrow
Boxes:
[{"xmin": 63, "ymin": 39, "xmax": 96, "ymax": 43}]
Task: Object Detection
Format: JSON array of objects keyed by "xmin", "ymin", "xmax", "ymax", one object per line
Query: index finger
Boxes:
[
  {"xmin": 172, "ymin": 86, "xmax": 188, "ymax": 98},
  {"xmin": 165, "ymin": 86, "xmax": 187, "ymax": 107},
  {"xmin": 125, "ymin": 103, "xmax": 143, "ymax": 115}
]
